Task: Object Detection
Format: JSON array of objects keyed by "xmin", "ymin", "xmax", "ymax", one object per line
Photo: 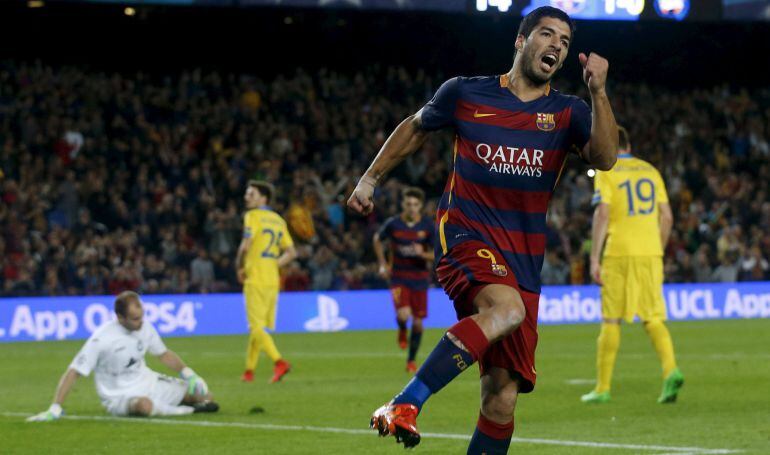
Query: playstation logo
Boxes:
[{"xmin": 304, "ymin": 295, "xmax": 349, "ymax": 332}]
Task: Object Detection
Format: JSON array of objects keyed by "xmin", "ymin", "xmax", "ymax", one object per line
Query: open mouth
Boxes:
[{"xmin": 540, "ymin": 53, "xmax": 558, "ymax": 71}]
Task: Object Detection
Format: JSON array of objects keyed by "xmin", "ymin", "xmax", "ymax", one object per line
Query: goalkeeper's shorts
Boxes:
[{"xmin": 101, "ymin": 371, "xmax": 187, "ymax": 416}]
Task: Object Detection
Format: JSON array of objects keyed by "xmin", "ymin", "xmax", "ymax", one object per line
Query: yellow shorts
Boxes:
[
  {"xmin": 243, "ymin": 283, "xmax": 279, "ymax": 330},
  {"xmin": 600, "ymin": 256, "xmax": 666, "ymax": 323}
]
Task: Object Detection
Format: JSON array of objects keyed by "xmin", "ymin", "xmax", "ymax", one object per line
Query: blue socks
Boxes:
[
  {"xmin": 467, "ymin": 413, "xmax": 514, "ymax": 455},
  {"xmin": 408, "ymin": 329, "xmax": 422, "ymax": 362},
  {"xmin": 392, "ymin": 334, "xmax": 474, "ymax": 410},
  {"xmin": 467, "ymin": 428, "xmax": 512, "ymax": 455}
]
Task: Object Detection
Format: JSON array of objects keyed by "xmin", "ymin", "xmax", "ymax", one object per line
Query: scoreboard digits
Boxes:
[{"xmin": 476, "ymin": 0, "xmax": 513, "ymax": 12}]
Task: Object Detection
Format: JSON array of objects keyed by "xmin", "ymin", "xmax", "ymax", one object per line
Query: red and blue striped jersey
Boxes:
[
  {"xmin": 377, "ymin": 215, "xmax": 434, "ymax": 291},
  {"xmin": 421, "ymin": 75, "xmax": 592, "ymax": 293}
]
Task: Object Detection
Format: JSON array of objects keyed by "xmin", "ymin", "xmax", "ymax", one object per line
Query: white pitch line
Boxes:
[
  {"xmin": 1, "ymin": 411, "xmax": 740, "ymax": 454},
  {"xmin": 190, "ymin": 351, "xmax": 770, "ymax": 361}
]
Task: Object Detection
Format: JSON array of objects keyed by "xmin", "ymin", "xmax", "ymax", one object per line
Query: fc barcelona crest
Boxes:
[
  {"xmin": 492, "ymin": 264, "xmax": 508, "ymax": 277},
  {"xmin": 536, "ymin": 113, "xmax": 556, "ymax": 131}
]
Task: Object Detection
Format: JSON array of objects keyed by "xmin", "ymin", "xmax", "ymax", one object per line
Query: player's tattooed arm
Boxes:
[
  {"xmin": 348, "ymin": 114, "xmax": 430, "ymax": 215},
  {"xmin": 579, "ymin": 52, "xmax": 618, "ymax": 171}
]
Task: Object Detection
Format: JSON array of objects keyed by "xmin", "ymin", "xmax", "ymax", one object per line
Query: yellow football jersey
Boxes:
[
  {"xmin": 592, "ymin": 154, "xmax": 669, "ymax": 257},
  {"xmin": 243, "ymin": 208, "xmax": 294, "ymax": 287}
]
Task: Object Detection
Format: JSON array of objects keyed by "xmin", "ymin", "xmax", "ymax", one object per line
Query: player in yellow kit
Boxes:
[
  {"xmin": 236, "ymin": 180, "xmax": 297, "ymax": 383},
  {"xmin": 582, "ymin": 127, "xmax": 684, "ymax": 404}
]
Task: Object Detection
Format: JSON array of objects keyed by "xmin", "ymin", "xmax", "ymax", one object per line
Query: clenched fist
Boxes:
[
  {"xmin": 579, "ymin": 52, "xmax": 609, "ymax": 95},
  {"xmin": 347, "ymin": 175, "xmax": 377, "ymax": 216}
]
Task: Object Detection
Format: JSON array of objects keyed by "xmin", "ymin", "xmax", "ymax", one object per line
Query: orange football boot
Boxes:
[
  {"xmin": 370, "ymin": 402, "xmax": 421, "ymax": 448},
  {"xmin": 406, "ymin": 361, "xmax": 417, "ymax": 374},
  {"xmin": 270, "ymin": 359, "xmax": 291, "ymax": 383},
  {"xmin": 241, "ymin": 370, "xmax": 254, "ymax": 382}
]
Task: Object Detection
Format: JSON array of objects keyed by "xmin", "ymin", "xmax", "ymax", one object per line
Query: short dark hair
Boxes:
[
  {"xmin": 517, "ymin": 6, "xmax": 576, "ymax": 41},
  {"xmin": 401, "ymin": 187, "xmax": 425, "ymax": 203},
  {"xmin": 115, "ymin": 291, "xmax": 141, "ymax": 317},
  {"xmin": 618, "ymin": 126, "xmax": 631, "ymax": 151},
  {"xmin": 249, "ymin": 180, "xmax": 275, "ymax": 204}
]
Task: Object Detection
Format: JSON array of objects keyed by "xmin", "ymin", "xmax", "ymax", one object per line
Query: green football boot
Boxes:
[
  {"xmin": 657, "ymin": 368, "xmax": 685, "ymax": 404},
  {"xmin": 581, "ymin": 390, "xmax": 611, "ymax": 404}
]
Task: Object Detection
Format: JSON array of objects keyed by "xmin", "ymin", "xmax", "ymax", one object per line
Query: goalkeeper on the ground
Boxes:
[{"xmin": 27, "ymin": 291, "xmax": 219, "ymax": 421}]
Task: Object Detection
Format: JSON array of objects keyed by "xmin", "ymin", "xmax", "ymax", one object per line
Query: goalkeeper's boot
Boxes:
[
  {"xmin": 398, "ymin": 329, "xmax": 408, "ymax": 350},
  {"xmin": 270, "ymin": 360, "xmax": 291, "ymax": 383},
  {"xmin": 370, "ymin": 402, "xmax": 421, "ymax": 448},
  {"xmin": 192, "ymin": 401, "xmax": 220, "ymax": 413},
  {"xmin": 241, "ymin": 370, "xmax": 254, "ymax": 382},
  {"xmin": 580, "ymin": 390, "xmax": 611, "ymax": 404},
  {"xmin": 658, "ymin": 368, "xmax": 684, "ymax": 404}
]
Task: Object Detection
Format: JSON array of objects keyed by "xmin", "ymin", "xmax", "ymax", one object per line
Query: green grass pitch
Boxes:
[{"xmin": 1, "ymin": 319, "xmax": 768, "ymax": 454}]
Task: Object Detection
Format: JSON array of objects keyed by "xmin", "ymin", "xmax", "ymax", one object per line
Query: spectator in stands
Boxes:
[
  {"xmin": 0, "ymin": 61, "xmax": 768, "ymax": 296},
  {"xmin": 190, "ymin": 247, "xmax": 215, "ymax": 293},
  {"xmin": 711, "ymin": 252, "xmax": 741, "ymax": 282},
  {"xmin": 541, "ymin": 250, "xmax": 570, "ymax": 285}
]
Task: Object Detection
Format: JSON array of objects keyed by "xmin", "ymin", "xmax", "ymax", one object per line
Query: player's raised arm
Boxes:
[
  {"xmin": 348, "ymin": 115, "xmax": 430, "ymax": 215},
  {"xmin": 348, "ymin": 78, "xmax": 460, "ymax": 216},
  {"xmin": 579, "ymin": 52, "xmax": 619, "ymax": 171}
]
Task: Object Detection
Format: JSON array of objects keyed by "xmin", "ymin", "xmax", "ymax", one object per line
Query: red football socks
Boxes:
[{"xmin": 448, "ymin": 317, "xmax": 490, "ymax": 360}]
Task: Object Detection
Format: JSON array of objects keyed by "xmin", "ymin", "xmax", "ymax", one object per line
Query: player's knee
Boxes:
[
  {"xmin": 490, "ymin": 294, "xmax": 526, "ymax": 332},
  {"xmin": 129, "ymin": 397, "xmax": 153, "ymax": 416},
  {"xmin": 397, "ymin": 307, "xmax": 411, "ymax": 322},
  {"xmin": 412, "ymin": 318, "xmax": 423, "ymax": 331},
  {"xmin": 481, "ymin": 392, "xmax": 516, "ymax": 423}
]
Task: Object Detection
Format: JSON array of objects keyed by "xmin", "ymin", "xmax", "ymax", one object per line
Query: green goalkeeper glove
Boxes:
[
  {"xmin": 180, "ymin": 367, "xmax": 209, "ymax": 396},
  {"xmin": 26, "ymin": 404, "xmax": 63, "ymax": 422}
]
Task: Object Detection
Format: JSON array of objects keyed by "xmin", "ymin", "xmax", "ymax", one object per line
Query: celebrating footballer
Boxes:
[{"xmin": 348, "ymin": 6, "xmax": 618, "ymax": 453}]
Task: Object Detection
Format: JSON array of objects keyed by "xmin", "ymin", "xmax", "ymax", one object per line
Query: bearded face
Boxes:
[{"xmin": 516, "ymin": 17, "xmax": 572, "ymax": 86}]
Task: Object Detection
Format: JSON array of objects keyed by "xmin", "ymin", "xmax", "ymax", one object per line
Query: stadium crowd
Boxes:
[{"xmin": 1, "ymin": 61, "xmax": 768, "ymax": 296}]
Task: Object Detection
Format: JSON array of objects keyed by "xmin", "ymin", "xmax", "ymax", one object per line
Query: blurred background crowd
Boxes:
[{"xmin": 1, "ymin": 61, "xmax": 768, "ymax": 296}]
